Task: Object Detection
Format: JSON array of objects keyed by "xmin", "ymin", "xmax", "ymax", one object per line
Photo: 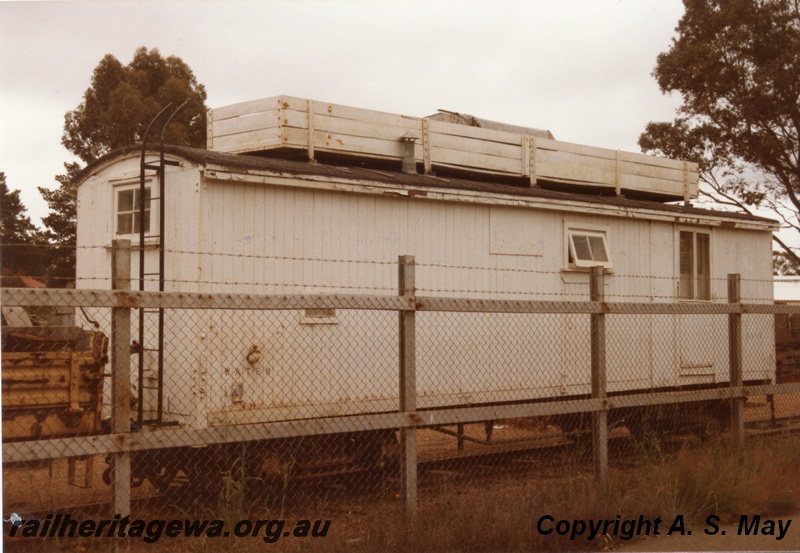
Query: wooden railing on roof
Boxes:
[{"xmin": 207, "ymin": 95, "xmax": 699, "ymax": 201}]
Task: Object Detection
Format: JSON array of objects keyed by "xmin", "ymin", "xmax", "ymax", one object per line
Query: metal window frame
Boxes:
[
  {"xmin": 677, "ymin": 227, "xmax": 712, "ymax": 301},
  {"xmin": 567, "ymin": 228, "xmax": 612, "ymax": 269}
]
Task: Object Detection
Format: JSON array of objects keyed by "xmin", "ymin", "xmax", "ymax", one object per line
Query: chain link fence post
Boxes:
[
  {"xmin": 728, "ymin": 273, "xmax": 744, "ymax": 450},
  {"xmin": 399, "ymin": 255, "xmax": 417, "ymax": 522},
  {"xmin": 590, "ymin": 266, "xmax": 608, "ymax": 488},
  {"xmin": 111, "ymin": 239, "xmax": 132, "ymax": 551}
]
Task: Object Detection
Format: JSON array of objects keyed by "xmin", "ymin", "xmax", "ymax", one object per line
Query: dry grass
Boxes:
[
  {"xmin": 315, "ymin": 435, "xmax": 800, "ymax": 553},
  {"xmin": 4, "ymin": 435, "xmax": 800, "ymax": 553},
  {"xmin": 633, "ymin": 435, "xmax": 800, "ymax": 523}
]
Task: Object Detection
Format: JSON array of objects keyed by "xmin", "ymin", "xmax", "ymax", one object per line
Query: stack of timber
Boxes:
[{"xmin": 206, "ymin": 95, "xmax": 699, "ymax": 201}]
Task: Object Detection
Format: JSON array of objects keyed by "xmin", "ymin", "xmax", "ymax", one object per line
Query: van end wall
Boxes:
[{"xmin": 76, "ymin": 155, "xmax": 204, "ymax": 426}]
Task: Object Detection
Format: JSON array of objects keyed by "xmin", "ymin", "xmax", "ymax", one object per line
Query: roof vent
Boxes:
[{"xmin": 400, "ymin": 131, "xmax": 420, "ymax": 174}]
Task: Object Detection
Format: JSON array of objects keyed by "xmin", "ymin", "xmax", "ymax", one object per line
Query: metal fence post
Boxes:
[
  {"xmin": 111, "ymin": 240, "xmax": 132, "ymax": 533},
  {"xmin": 590, "ymin": 266, "xmax": 608, "ymax": 488},
  {"xmin": 728, "ymin": 273, "xmax": 744, "ymax": 450},
  {"xmin": 399, "ymin": 255, "xmax": 417, "ymax": 521}
]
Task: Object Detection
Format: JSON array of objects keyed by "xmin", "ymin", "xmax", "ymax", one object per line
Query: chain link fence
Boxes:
[{"xmin": 3, "ymin": 252, "xmax": 800, "ymax": 545}]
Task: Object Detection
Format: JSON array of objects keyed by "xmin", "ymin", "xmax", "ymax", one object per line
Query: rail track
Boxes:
[{"xmin": 15, "ymin": 416, "xmax": 800, "ymax": 519}]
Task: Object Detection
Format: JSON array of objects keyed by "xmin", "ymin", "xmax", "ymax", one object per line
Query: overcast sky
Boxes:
[{"xmin": 0, "ymin": 0, "xmax": 686, "ymax": 225}]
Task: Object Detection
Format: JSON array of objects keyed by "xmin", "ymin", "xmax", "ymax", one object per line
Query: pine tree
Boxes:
[
  {"xmin": 0, "ymin": 172, "xmax": 47, "ymax": 284},
  {"xmin": 37, "ymin": 163, "xmax": 80, "ymax": 285}
]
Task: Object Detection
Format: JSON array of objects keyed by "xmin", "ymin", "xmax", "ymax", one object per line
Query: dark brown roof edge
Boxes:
[{"xmin": 76, "ymin": 144, "xmax": 777, "ymax": 226}]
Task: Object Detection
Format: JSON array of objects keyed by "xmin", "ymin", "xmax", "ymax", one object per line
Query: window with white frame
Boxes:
[
  {"xmin": 678, "ymin": 230, "xmax": 711, "ymax": 301},
  {"xmin": 115, "ymin": 186, "xmax": 151, "ymax": 236},
  {"xmin": 567, "ymin": 229, "xmax": 612, "ymax": 269}
]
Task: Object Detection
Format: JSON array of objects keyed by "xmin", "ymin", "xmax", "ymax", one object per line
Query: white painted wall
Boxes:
[{"xmin": 76, "ymin": 154, "xmax": 776, "ymax": 429}]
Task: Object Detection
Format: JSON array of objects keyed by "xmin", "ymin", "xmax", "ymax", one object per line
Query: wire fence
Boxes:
[
  {"xmin": 3, "ymin": 242, "xmax": 782, "ymax": 304},
  {"xmin": 3, "ymin": 248, "xmax": 800, "ymax": 544}
]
